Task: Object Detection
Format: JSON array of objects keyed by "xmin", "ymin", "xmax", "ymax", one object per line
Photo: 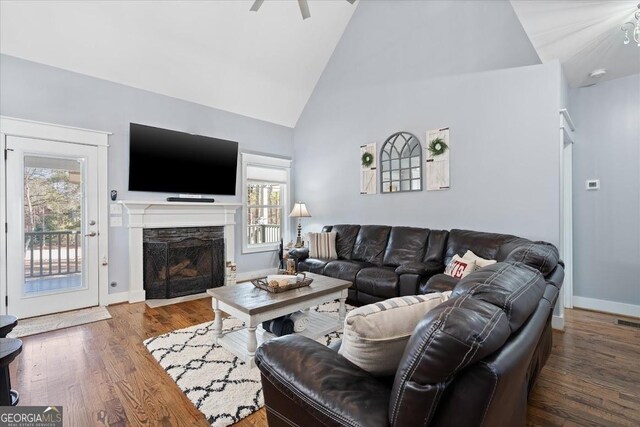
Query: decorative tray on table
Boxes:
[{"xmin": 251, "ymin": 272, "xmax": 313, "ymax": 293}]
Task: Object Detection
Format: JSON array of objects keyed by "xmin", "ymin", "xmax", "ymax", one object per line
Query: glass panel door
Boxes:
[{"xmin": 6, "ymin": 136, "xmax": 99, "ymax": 319}]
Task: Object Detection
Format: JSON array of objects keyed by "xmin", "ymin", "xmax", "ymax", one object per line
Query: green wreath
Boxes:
[
  {"xmin": 427, "ymin": 137, "xmax": 448, "ymax": 156},
  {"xmin": 361, "ymin": 152, "xmax": 374, "ymax": 167}
]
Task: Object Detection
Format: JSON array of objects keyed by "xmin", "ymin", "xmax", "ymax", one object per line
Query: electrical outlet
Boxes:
[{"xmin": 110, "ymin": 216, "xmax": 123, "ymax": 227}]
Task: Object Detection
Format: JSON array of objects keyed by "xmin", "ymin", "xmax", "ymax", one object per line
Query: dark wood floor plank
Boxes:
[{"xmin": 7, "ymin": 299, "xmax": 639, "ymax": 427}]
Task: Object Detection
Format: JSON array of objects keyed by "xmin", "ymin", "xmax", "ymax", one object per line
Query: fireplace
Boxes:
[{"xmin": 143, "ymin": 227, "xmax": 224, "ymax": 299}]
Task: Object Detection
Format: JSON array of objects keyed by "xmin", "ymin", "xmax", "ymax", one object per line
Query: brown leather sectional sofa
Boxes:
[
  {"xmin": 257, "ymin": 225, "xmax": 564, "ymax": 427},
  {"xmin": 289, "ymin": 224, "xmax": 562, "ymax": 305}
]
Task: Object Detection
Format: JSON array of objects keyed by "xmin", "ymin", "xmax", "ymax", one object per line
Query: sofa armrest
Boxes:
[
  {"xmin": 288, "ymin": 247, "xmax": 309, "ymax": 262},
  {"xmin": 256, "ymin": 335, "xmax": 390, "ymax": 427},
  {"xmin": 395, "ymin": 261, "xmax": 443, "ymax": 276},
  {"xmin": 419, "ymin": 273, "xmax": 460, "ymax": 294}
]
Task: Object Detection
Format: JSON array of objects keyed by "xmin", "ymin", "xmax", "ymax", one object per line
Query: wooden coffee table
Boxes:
[{"xmin": 207, "ymin": 272, "xmax": 350, "ymax": 368}]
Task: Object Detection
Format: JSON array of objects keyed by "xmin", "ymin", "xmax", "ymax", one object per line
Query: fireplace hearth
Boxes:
[{"xmin": 143, "ymin": 227, "xmax": 224, "ymax": 299}]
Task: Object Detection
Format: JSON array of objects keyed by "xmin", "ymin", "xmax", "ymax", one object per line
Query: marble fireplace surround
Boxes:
[{"xmin": 119, "ymin": 201, "xmax": 241, "ymax": 303}]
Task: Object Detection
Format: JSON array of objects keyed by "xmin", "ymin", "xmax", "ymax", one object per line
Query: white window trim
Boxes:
[{"xmin": 241, "ymin": 153, "xmax": 291, "ymax": 254}]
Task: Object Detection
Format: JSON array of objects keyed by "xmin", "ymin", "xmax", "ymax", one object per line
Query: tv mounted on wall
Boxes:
[{"xmin": 128, "ymin": 123, "xmax": 239, "ymax": 196}]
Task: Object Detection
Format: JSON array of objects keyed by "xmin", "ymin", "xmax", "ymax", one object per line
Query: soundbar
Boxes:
[{"xmin": 166, "ymin": 197, "xmax": 216, "ymax": 203}]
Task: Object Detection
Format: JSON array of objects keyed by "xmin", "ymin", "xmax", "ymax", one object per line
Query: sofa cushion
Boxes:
[
  {"xmin": 504, "ymin": 242, "xmax": 559, "ymax": 276},
  {"xmin": 332, "ymin": 224, "xmax": 361, "ymax": 260},
  {"xmin": 356, "ymin": 267, "xmax": 399, "ymax": 299},
  {"xmin": 494, "ymin": 236, "xmax": 532, "ymax": 261},
  {"xmin": 324, "ymin": 260, "xmax": 372, "ymax": 283},
  {"xmin": 394, "ymin": 261, "xmax": 443, "ymax": 276},
  {"xmin": 445, "ymin": 229, "xmax": 517, "ymax": 265},
  {"xmin": 420, "ymin": 273, "xmax": 460, "ymax": 294},
  {"xmin": 452, "ymin": 262, "xmax": 546, "ymax": 332},
  {"xmin": 423, "ymin": 229, "xmax": 448, "ymax": 264},
  {"xmin": 297, "ymin": 258, "xmax": 330, "ymax": 274},
  {"xmin": 352, "ymin": 225, "xmax": 392, "ymax": 265},
  {"xmin": 383, "ymin": 227, "xmax": 430, "ymax": 267},
  {"xmin": 308, "ymin": 231, "xmax": 338, "ymax": 259},
  {"xmin": 338, "ymin": 293, "xmax": 447, "ymax": 376}
]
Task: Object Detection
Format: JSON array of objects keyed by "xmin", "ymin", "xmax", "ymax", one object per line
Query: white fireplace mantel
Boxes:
[{"xmin": 119, "ymin": 200, "xmax": 242, "ymax": 303}]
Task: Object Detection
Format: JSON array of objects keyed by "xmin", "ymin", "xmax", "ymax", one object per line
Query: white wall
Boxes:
[
  {"xmin": 293, "ymin": 0, "xmax": 562, "ymax": 246},
  {"xmin": 0, "ymin": 54, "xmax": 294, "ymax": 294},
  {"xmin": 570, "ymin": 73, "xmax": 640, "ymax": 308}
]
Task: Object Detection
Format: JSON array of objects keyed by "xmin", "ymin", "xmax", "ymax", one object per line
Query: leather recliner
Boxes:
[{"xmin": 255, "ymin": 260, "xmax": 564, "ymax": 427}]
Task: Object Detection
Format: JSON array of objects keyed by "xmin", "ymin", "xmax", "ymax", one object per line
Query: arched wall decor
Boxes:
[{"xmin": 380, "ymin": 131, "xmax": 422, "ymax": 193}]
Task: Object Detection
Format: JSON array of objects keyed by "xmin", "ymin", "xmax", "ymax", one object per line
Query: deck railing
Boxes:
[
  {"xmin": 248, "ymin": 224, "xmax": 281, "ymax": 245},
  {"xmin": 24, "ymin": 231, "xmax": 81, "ymax": 278}
]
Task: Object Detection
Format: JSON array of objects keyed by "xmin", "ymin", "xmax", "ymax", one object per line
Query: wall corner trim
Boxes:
[{"xmin": 552, "ymin": 315, "xmax": 565, "ymax": 331}]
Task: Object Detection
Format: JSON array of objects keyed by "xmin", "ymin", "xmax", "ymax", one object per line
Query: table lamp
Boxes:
[{"xmin": 289, "ymin": 202, "xmax": 311, "ymax": 248}]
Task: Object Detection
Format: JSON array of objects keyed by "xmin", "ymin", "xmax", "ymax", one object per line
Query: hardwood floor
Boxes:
[{"xmin": 10, "ymin": 300, "xmax": 640, "ymax": 427}]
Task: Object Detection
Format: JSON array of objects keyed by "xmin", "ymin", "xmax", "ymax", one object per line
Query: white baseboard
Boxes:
[
  {"xmin": 236, "ymin": 268, "xmax": 278, "ymax": 283},
  {"xmin": 552, "ymin": 315, "xmax": 565, "ymax": 331},
  {"xmin": 573, "ymin": 296, "xmax": 640, "ymax": 318},
  {"xmin": 104, "ymin": 291, "xmax": 129, "ymax": 305}
]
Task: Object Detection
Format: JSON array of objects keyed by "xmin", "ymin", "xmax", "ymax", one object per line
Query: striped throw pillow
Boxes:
[
  {"xmin": 338, "ymin": 293, "xmax": 447, "ymax": 375},
  {"xmin": 308, "ymin": 232, "xmax": 338, "ymax": 259}
]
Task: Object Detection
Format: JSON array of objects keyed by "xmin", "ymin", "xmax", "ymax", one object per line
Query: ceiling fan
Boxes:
[{"xmin": 250, "ymin": 0, "xmax": 356, "ymax": 20}]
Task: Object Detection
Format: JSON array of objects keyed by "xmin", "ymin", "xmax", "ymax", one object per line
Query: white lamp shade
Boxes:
[{"xmin": 289, "ymin": 202, "xmax": 311, "ymax": 218}]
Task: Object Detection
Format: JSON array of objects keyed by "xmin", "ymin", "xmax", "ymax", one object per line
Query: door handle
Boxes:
[{"xmin": 85, "ymin": 231, "xmax": 97, "ymax": 237}]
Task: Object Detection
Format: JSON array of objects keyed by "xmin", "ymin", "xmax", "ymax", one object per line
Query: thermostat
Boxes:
[{"xmin": 586, "ymin": 179, "xmax": 600, "ymax": 190}]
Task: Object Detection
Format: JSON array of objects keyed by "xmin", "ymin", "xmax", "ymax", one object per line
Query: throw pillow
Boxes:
[
  {"xmin": 444, "ymin": 255, "xmax": 476, "ymax": 279},
  {"xmin": 338, "ymin": 293, "xmax": 446, "ymax": 376},
  {"xmin": 463, "ymin": 250, "xmax": 497, "ymax": 268},
  {"xmin": 308, "ymin": 231, "xmax": 338, "ymax": 259}
]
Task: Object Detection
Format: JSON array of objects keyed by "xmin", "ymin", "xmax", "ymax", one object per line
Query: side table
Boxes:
[
  {"xmin": 0, "ymin": 338, "xmax": 22, "ymax": 406},
  {"xmin": 0, "ymin": 315, "xmax": 20, "ymax": 405}
]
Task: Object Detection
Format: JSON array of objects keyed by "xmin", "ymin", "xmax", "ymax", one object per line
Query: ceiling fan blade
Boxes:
[
  {"xmin": 249, "ymin": 0, "xmax": 264, "ymax": 12},
  {"xmin": 298, "ymin": 0, "xmax": 311, "ymax": 20},
  {"xmin": 345, "ymin": 0, "xmax": 356, "ymax": 4}
]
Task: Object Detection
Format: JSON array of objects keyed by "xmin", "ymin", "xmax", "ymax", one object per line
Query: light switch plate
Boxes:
[
  {"xmin": 110, "ymin": 203, "xmax": 123, "ymax": 215},
  {"xmin": 110, "ymin": 216, "xmax": 123, "ymax": 227},
  {"xmin": 586, "ymin": 179, "xmax": 600, "ymax": 190}
]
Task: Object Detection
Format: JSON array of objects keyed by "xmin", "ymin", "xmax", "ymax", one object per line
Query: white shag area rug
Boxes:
[
  {"xmin": 144, "ymin": 301, "xmax": 349, "ymax": 427},
  {"xmin": 10, "ymin": 306, "xmax": 112, "ymax": 338}
]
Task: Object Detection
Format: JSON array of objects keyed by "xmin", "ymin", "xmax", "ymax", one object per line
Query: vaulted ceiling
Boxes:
[
  {"xmin": 1, "ymin": 1, "xmax": 637, "ymax": 127},
  {"xmin": 511, "ymin": 0, "xmax": 640, "ymax": 87},
  {"xmin": 0, "ymin": 0, "xmax": 357, "ymax": 128}
]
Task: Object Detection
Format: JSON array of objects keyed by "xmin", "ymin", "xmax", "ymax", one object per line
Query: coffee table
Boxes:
[{"xmin": 207, "ymin": 272, "xmax": 350, "ymax": 368}]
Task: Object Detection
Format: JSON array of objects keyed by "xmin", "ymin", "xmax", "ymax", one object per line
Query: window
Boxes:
[
  {"xmin": 247, "ymin": 182, "xmax": 282, "ymax": 245},
  {"xmin": 242, "ymin": 153, "xmax": 291, "ymax": 253},
  {"xmin": 380, "ymin": 131, "xmax": 422, "ymax": 192}
]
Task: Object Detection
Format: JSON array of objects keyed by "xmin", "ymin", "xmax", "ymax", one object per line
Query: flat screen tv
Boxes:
[{"xmin": 128, "ymin": 123, "xmax": 239, "ymax": 195}]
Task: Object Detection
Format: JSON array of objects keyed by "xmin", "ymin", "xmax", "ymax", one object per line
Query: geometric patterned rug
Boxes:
[{"xmin": 144, "ymin": 301, "xmax": 351, "ymax": 427}]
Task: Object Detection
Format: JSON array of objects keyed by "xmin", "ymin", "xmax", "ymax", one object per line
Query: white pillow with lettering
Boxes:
[
  {"xmin": 444, "ymin": 255, "xmax": 476, "ymax": 279},
  {"xmin": 463, "ymin": 250, "xmax": 497, "ymax": 268}
]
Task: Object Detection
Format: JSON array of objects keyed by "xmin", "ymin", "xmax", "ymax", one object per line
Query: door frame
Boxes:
[
  {"xmin": 0, "ymin": 116, "xmax": 110, "ymax": 316},
  {"xmin": 559, "ymin": 109, "xmax": 575, "ymax": 310}
]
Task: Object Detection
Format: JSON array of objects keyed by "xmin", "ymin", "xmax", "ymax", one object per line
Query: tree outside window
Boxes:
[{"xmin": 247, "ymin": 181, "xmax": 282, "ymax": 245}]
